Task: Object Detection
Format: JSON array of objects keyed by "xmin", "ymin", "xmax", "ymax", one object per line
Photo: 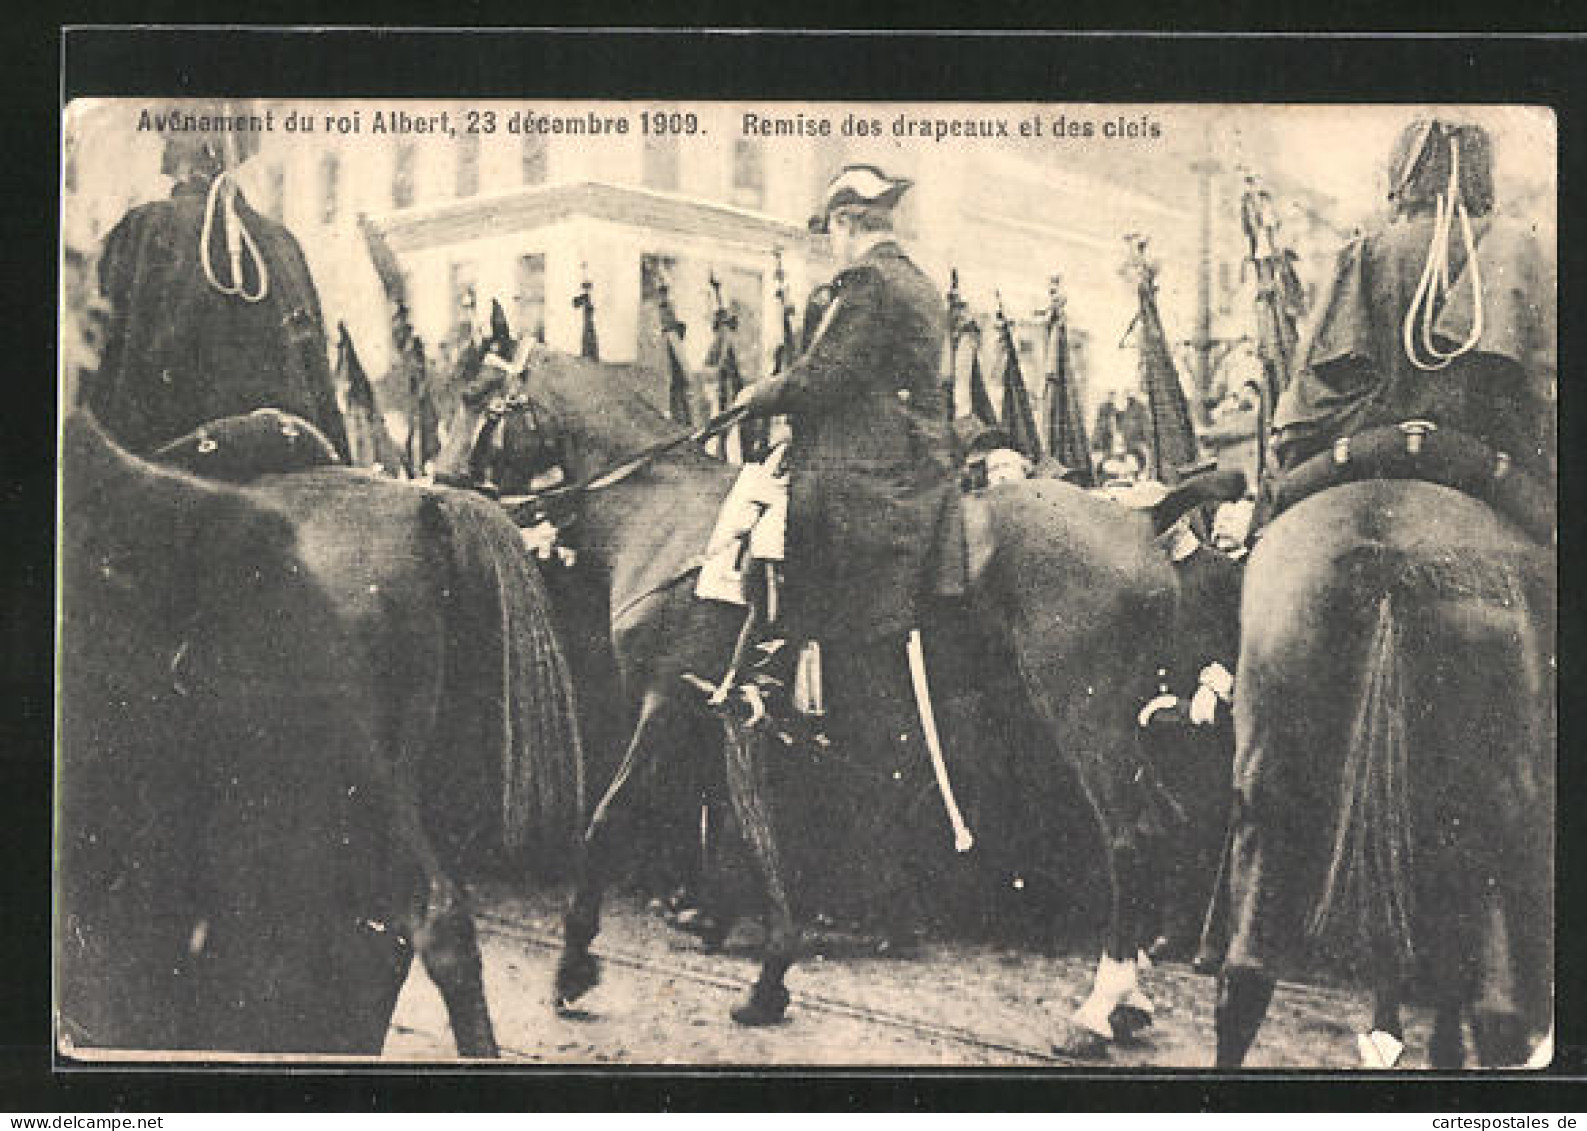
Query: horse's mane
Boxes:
[{"xmin": 521, "ymin": 349, "xmax": 717, "ymax": 470}]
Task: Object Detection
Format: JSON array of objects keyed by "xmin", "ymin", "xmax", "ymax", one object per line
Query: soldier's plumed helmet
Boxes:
[
  {"xmin": 1387, "ymin": 118, "xmax": 1495, "ymax": 217},
  {"xmin": 808, "ymin": 165, "xmax": 914, "ymax": 233}
]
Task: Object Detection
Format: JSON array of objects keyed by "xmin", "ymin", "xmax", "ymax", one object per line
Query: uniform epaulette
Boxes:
[{"xmin": 831, "ymin": 263, "xmax": 880, "ymax": 293}]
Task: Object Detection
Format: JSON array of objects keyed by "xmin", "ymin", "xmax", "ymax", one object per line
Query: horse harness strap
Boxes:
[{"xmin": 504, "ymin": 405, "xmax": 749, "ymax": 522}]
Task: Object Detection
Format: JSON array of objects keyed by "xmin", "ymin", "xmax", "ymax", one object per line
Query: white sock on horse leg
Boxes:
[
  {"xmin": 1357, "ymin": 1028, "xmax": 1405, "ymax": 1069},
  {"xmin": 1073, "ymin": 952, "xmax": 1154, "ymax": 1038}
]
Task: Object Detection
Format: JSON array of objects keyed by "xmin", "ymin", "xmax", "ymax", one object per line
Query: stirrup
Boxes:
[{"xmin": 681, "ymin": 672, "xmax": 768, "ymax": 729}]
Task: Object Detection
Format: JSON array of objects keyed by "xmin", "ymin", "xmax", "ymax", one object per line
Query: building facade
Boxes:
[{"xmin": 63, "ymin": 99, "xmax": 1366, "ymax": 455}]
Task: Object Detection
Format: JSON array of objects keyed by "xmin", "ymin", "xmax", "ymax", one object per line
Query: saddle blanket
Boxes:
[
  {"xmin": 696, "ymin": 445, "xmax": 790, "ymax": 606},
  {"xmin": 152, "ymin": 408, "xmax": 342, "ymax": 483}
]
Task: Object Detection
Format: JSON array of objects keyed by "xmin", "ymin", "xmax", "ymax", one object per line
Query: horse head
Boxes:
[{"xmin": 432, "ymin": 300, "xmax": 566, "ymax": 495}]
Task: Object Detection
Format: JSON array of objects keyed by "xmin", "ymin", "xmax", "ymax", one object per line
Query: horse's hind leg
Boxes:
[
  {"xmin": 1067, "ymin": 732, "xmax": 1158, "ymax": 1046},
  {"xmin": 384, "ymin": 780, "xmax": 497, "ymax": 1056},
  {"xmin": 1370, "ymin": 982, "xmax": 1404, "ymax": 1042},
  {"xmin": 414, "ymin": 874, "xmax": 498, "ymax": 1057},
  {"xmin": 720, "ymin": 717, "xmax": 796, "ymax": 1026},
  {"xmin": 1215, "ymin": 966, "xmax": 1275, "ymax": 1068},
  {"xmin": 1469, "ymin": 877, "xmax": 1533, "ymax": 1067},
  {"xmin": 1353, "ymin": 977, "xmax": 1408, "ymax": 1068},
  {"xmin": 556, "ymin": 689, "xmax": 674, "ymax": 1009}
]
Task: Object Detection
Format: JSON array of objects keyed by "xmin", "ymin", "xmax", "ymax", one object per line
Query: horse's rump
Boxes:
[
  {"xmin": 958, "ymin": 480, "xmax": 1186, "ymax": 860},
  {"xmin": 246, "ymin": 469, "xmax": 586, "ymax": 868},
  {"xmin": 58, "ymin": 414, "xmax": 403, "ymax": 1053},
  {"xmin": 1211, "ymin": 481, "xmax": 1552, "ymax": 1031}
]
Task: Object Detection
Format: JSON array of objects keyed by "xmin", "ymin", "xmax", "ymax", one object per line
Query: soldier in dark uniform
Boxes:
[
  {"xmin": 734, "ymin": 165, "xmax": 963, "ymax": 653},
  {"xmin": 86, "ymin": 122, "xmax": 351, "ymax": 461},
  {"xmin": 1272, "ymin": 118, "xmax": 1555, "ymax": 481},
  {"xmin": 733, "ymin": 165, "xmax": 968, "ymax": 926}
]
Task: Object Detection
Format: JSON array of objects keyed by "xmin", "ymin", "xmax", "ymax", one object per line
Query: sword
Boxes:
[{"xmin": 906, "ymin": 628, "xmax": 974, "ymax": 853}]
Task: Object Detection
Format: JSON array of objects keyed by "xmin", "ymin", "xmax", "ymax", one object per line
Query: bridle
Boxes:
[
  {"xmin": 500, "ymin": 402, "xmax": 749, "ymax": 525},
  {"xmin": 454, "ymin": 346, "xmax": 749, "ymax": 523}
]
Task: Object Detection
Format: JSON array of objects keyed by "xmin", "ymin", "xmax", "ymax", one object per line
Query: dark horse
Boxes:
[
  {"xmin": 1205, "ymin": 480, "xmax": 1554, "ymax": 1067},
  {"xmin": 450, "ymin": 327, "xmax": 1243, "ymax": 1054},
  {"xmin": 59, "ymin": 411, "xmax": 585, "ymax": 1057}
]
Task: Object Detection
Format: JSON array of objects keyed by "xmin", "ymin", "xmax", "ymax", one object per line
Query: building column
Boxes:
[{"xmin": 592, "ymin": 223, "xmax": 642, "ymax": 365}]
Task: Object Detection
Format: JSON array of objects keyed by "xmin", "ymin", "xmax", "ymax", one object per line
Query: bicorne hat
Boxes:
[{"xmin": 808, "ymin": 164, "xmax": 914, "ymax": 233}]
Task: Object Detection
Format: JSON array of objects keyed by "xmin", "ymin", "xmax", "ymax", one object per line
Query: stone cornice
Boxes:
[{"xmin": 365, "ymin": 180, "xmax": 814, "ymax": 255}]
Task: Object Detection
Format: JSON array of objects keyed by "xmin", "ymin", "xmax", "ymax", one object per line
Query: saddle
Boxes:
[
  {"xmin": 1272, "ymin": 421, "xmax": 1554, "ymax": 544},
  {"xmin": 151, "ymin": 409, "xmax": 343, "ymax": 483}
]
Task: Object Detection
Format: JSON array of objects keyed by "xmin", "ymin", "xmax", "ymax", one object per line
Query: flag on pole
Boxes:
[
  {"xmin": 962, "ymin": 324, "xmax": 998, "ymax": 430},
  {"xmin": 1123, "ymin": 235, "xmax": 1199, "ymax": 483},
  {"xmin": 748, "ymin": 249, "xmax": 797, "ymax": 460},
  {"xmin": 1039, "ymin": 276, "xmax": 1093, "ymax": 484},
  {"xmin": 773, "ymin": 250, "xmax": 799, "ymax": 376},
  {"xmin": 944, "ymin": 269, "xmax": 998, "ymax": 430},
  {"xmin": 941, "ymin": 268, "xmax": 967, "ymax": 421},
  {"xmin": 655, "ymin": 270, "xmax": 693, "ymax": 426},
  {"xmin": 334, "ymin": 321, "xmax": 403, "ymax": 476},
  {"xmin": 403, "ymin": 336, "xmax": 440, "ymax": 478},
  {"xmin": 704, "ymin": 271, "xmax": 745, "ymax": 462},
  {"xmin": 1240, "ymin": 173, "xmax": 1306, "ymax": 403},
  {"xmin": 354, "ymin": 213, "xmax": 435, "ymax": 477},
  {"xmin": 574, "ymin": 269, "xmax": 600, "ymax": 361},
  {"xmin": 991, "ymin": 295, "xmax": 1042, "ymax": 460},
  {"xmin": 1239, "ymin": 173, "xmax": 1307, "ymax": 494},
  {"xmin": 357, "ymin": 214, "xmax": 409, "ymax": 311}
]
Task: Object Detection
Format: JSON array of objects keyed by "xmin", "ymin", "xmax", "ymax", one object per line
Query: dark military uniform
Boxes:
[
  {"xmin": 88, "ymin": 179, "xmax": 351, "ymax": 461},
  {"xmin": 742, "ymin": 240, "xmax": 963, "ymax": 647},
  {"xmin": 1273, "ymin": 212, "xmax": 1556, "ymax": 479}
]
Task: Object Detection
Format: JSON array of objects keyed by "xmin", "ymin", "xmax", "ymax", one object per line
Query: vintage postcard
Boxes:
[{"xmin": 58, "ymin": 88, "xmax": 1557, "ymax": 1071}]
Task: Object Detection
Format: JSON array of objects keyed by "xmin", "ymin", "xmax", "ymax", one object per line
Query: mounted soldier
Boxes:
[
  {"xmin": 1271, "ymin": 118, "xmax": 1556, "ymax": 490},
  {"xmin": 1205, "ymin": 116, "xmax": 1556, "ymax": 1068},
  {"xmin": 732, "ymin": 165, "xmax": 965, "ymax": 661},
  {"xmin": 85, "ymin": 113, "xmax": 351, "ymax": 463}
]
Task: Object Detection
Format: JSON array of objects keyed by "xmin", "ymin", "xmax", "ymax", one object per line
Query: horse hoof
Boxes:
[
  {"xmin": 552, "ymin": 998, "xmax": 596, "ymax": 1022},
  {"xmin": 553, "ymin": 950, "xmax": 601, "ymax": 1004},
  {"xmin": 731, "ymin": 983, "xmax": 791, "ymax": 1027},
  {"xmin": 1109, "ymin": 1005, "xmax": 1154, "ymax": 1042},
  {"xmin": 673, "ymin": 908, "xmax": 727, "ymax": 948},
  {"xmin": 1358, "ymin": 1029, "xmax": 1405, "ymax": 1069},
  {"xmin": 1147, "ymin": 934, "xmax": 1188, "ymax": 964},
  {"xmin": 1053, "ymin": 1024, "xmax": 1110, "ymax": 1060}
]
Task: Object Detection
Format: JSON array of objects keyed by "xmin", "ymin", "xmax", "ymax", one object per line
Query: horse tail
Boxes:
[
  {"xmin": 1306, "ymin": 538, "xmax": 1531, "ymax": 972},
  {"xmin": 1306, "ymin": 589, "xmax": 1418, "ymax": 972},
  {"xmin": 427, "ymin": 489, "xmax": 586, "ymax": 868}
]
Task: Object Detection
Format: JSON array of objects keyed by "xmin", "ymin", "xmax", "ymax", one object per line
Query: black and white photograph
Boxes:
[{"xmin": 56, "ymin": 89, "xmax": 1557, "ymax": 1071}]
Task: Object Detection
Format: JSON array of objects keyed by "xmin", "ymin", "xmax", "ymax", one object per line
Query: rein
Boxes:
[{"xmin": 502, "ymin": 404, "xmax": 749, "ymax": 523}]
